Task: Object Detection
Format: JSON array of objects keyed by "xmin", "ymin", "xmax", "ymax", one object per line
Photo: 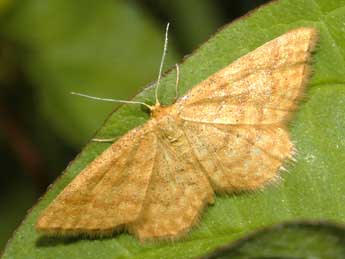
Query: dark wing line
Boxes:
[
  {"xmin": 180, "ymin": 62, "xmax": 308, "ymax": 111},
  {"xmin": 223, "ymin": 60, "xmax": 308, "ymax": 82},
  {"xmin": 179, "ymin": 124, "xmax": 222, "ymax": 184},
  {"xmin": 185, "ymin": 98, "xmax": 296, "ymax": 113},
  {"xmin": 179, "ymin": 117, "xmax": 279, "ymax": 127},
  {"xmin": 225, "ymin": 125, "xmax": 287, "ymax": 163},
  {"xmin": 183, "ymin": 121, "xmax": 285, "ymax": 165}
]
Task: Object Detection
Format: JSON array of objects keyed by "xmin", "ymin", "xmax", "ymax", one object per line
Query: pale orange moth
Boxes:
[{"xmin": 36, "ymin": 25, "xmax": 318, "ymax": 241}]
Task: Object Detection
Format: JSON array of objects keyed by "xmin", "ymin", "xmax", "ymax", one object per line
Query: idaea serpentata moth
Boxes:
[{"xmin": 36, "ymin": 25, "xmax": 318, "ymax": 241}]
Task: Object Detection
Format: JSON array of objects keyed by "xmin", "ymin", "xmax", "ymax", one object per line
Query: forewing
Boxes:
[
  {"xmin": 175, "ymin": 28, "xmax": 318, "ymax": 125},
  {"xmin": 183, "ymin": 121, "xmax": 293, "ymax": 191},
  {"xmin": 129, "ymin": 123, "xmax": 214, "ymax": 241},
  {"xmin": 36, "ymin": 124, "xmax": 156, "ymax": 236}
]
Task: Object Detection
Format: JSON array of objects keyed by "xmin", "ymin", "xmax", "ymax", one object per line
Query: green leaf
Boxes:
[
  {"xmin": 2, "ymin": 0, "xmax": 345, "ymax": 258},
  {"xmin": 200, "ymin": 221, "xmax": 345, "ymax": 259}
]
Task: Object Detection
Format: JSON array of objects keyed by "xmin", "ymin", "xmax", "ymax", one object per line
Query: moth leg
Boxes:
[{"xmin": 92, "ymin": 137, "xmax": 117, "ymax": 143}]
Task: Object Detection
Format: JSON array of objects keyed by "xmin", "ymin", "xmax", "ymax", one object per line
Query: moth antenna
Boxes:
[
  {"xmin": 174, "ymin": 64, "xmax": 180, "ymax": 102},
  {"xmin": 70, "ymin": 92, "xmax": 153, "ymax": 110},
  {"xmin": 154, "ymin": 22, "xmax": 170, "ymax": 105}
]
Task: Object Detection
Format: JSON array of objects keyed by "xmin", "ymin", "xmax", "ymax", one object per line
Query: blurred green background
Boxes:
[{"xmin": 0, "ymin": 0, "xmax": 269, "ymax": 251}]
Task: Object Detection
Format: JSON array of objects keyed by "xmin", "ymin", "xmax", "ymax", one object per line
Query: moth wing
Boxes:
[
  {"xmin": 36, "ymin": 124, "xmax": 156, "ymax": 236},
  {"xmin": 175, "ymin": 28, "xmax": 318, "ymax": 125},
  {"xmin": 183, "ymin": 121, "xmax": 293, "ymax": 191},
  {"xmin": 129, "ymin": 127, "xmax": 214, "ymax": 241}
]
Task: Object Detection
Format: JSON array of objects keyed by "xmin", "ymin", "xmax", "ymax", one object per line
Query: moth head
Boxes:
[{"xmin": 150, "ymin": 103, "xmax": 173, "ymax": 120}]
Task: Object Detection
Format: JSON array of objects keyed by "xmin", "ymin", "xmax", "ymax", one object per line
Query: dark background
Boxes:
[{"xmin": 0, "ymin": 0, "xmax": 269, "ymax": 251}]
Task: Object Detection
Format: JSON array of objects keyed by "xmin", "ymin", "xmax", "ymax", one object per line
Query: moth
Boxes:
[{"xmin": 36, "ymin": 27, "xmax": 318, "ymax": 241}]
